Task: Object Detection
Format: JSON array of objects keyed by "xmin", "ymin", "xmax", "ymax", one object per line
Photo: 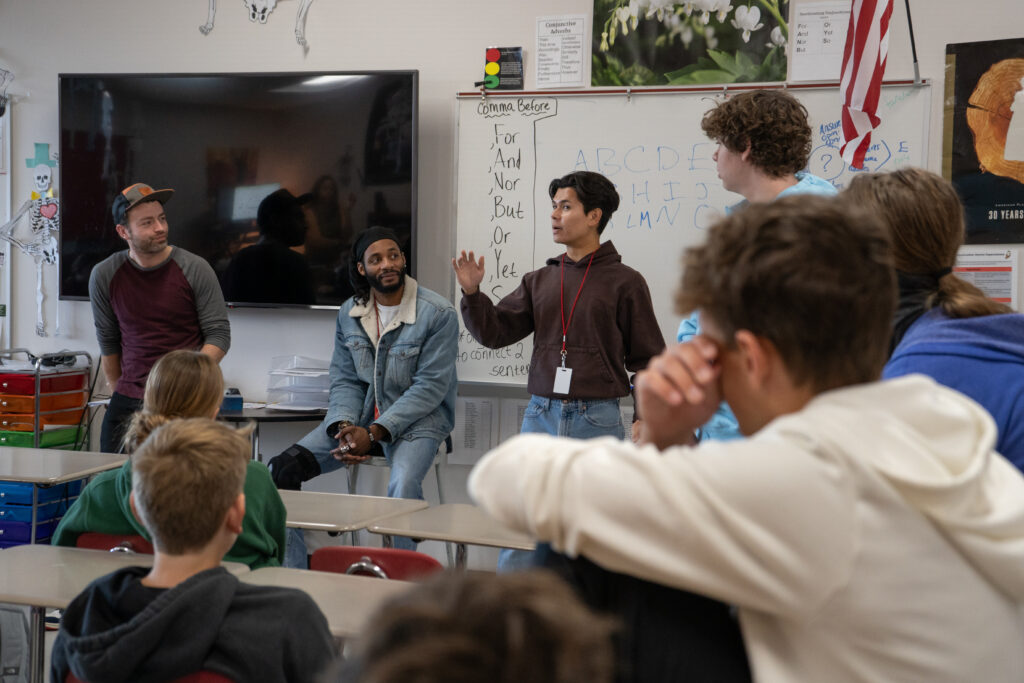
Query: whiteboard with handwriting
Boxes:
[{"xmin": 454, "ymin": 84, "xmax": 931, "ymax": 385}]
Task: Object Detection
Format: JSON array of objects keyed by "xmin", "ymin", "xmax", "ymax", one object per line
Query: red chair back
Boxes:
[
  {"xmin": 68, "ymin": 671, "xmax": 233, "ymax": 683},
  {"xmin": 311, "ymin": 546, "xmax": 443, "ymax": 580},
  {"xmin": 74, "ymin": 532, "xmax": 155, "ymax": 554}
]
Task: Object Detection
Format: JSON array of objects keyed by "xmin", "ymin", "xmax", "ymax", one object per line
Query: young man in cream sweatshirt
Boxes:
[{"xmin": 470, "ymin": 195, "xmax": 1024, "ymax": 683}]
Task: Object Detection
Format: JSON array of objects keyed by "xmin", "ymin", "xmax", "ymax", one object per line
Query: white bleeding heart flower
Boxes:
[
  {"xmin": 709, "ymin": 0, "xmax": 734, "ymax": 22},
  {"xmin": 731, "ymin": 4, "xmax": 764, "ymax": 43},
  {"xmin": 770, "ymin": 25, "xmax": 786, "ymax": 47}
]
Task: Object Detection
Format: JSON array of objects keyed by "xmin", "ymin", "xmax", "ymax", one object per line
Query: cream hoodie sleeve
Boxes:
[{"xmin": 469, "ymin": 432, "xmax": 857, "ymax": 620}]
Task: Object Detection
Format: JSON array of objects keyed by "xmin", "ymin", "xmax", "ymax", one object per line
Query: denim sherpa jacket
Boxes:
[{"xmin": 325, "ymin": 276, "xmax": 458, "ymax": 442}]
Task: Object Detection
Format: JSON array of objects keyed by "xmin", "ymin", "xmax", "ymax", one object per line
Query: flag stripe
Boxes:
[{"xmin": 840, "ymin": 0, "xmax": 893, "ymax": 168}]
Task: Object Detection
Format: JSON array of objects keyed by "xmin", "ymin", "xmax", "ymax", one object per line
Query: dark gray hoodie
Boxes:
[{"xmin": 51, "ymin": 566, "xmax": 335, "ymax": 683}]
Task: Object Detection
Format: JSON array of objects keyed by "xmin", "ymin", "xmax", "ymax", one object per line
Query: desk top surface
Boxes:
[
  {"xmin": 0, "ymin": 448, "xmax": 126, "ymax": 484},
  {"xmin": 368, "ymin": 503, "xmax": 534, "ymax": 550},
  {"xmin": 0, "ymin": 545, "xmax": 248, "ymax": 608},
  {"xmin": 280, "ymin": 490, "xmax": 428, "ymax": 532},
  {"xmin": 240, "ymin": 566, "xmax": 411, "ymax": 637}
]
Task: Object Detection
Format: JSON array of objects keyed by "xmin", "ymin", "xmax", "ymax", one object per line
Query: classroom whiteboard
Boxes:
[{"xmin": 454, "ymin": 84, "xmax": 931, "ymax": 385}]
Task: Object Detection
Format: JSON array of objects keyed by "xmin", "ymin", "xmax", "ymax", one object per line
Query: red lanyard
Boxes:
[{"xmin": 559, "ymin": 251, "xmax": 596, "ymax": 365}]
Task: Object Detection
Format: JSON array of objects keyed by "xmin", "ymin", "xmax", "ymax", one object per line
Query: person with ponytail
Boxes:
[
  {"xmin": 52, "ymin": 350, "xmax": 286, "ymax": 568},
  {"xmin": 845, "ymin": 168, "xmax": 1024, "ymax": 471}
]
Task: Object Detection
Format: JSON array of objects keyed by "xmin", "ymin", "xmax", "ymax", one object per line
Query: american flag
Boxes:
[{"xmin": 839, "ymin": 0, "xmax": 894, "ymax": 169}]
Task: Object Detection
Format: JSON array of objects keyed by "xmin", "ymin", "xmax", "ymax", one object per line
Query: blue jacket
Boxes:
[
  {"xmin": 326, "ymin": 276, "xmax": 457, "ymax": 442},
  {"xmin": 883, "ymin": 308, "xmax": 1024, "ymax": 473}
]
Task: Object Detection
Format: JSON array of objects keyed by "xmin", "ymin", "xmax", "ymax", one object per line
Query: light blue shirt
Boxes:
[{"xmin": 678, "ymin": 172, "xmax": 837, "ymax": 442}]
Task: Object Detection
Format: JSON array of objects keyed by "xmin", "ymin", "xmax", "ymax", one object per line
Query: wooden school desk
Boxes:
[
  {"xmin": 240, "ymin": 566, "xmax": 412, "ymax": 638},
  {"xmin": 279, "ymin": 490, "xmax": 428, "ymax": 533},
  {"xmin": 368, "ymin": 503, "xmax": 534, "ymax": 568},
  {"xmin": 0, "ymin": 544, "xmax": 249, "ymax": 683},
  {"xmin": 0, "ymin": 447, "xmax": 127, "ymax": 545}
]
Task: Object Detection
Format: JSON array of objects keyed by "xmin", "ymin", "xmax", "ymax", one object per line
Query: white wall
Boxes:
[{"xmin": 1, "ymin": 0, "xmax": 1022, "ymax": 567}]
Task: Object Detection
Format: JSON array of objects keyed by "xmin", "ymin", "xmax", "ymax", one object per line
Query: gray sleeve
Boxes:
[
  {"xmin": 88, "ymin": 255, "xmax": 124, "ymax": 357},
  {"xmin": 174, "ymin": 249, "xmax": 231, "ymax": 353}
]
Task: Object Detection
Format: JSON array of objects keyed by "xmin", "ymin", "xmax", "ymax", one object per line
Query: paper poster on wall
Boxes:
[
  {"xmin": 0, "ymin": 143, "xmax": 60, "ymax": 336},
  {"xmin": 945, "ymin": 38, "xmax": 1024, "ymax": 244},
  {"xmin": 591, "ymin": 0, "xmax": 789, "ymax": 86},
  {"xmin": 449, "ymin": 397, "xmax": 499, "ymax": 465},
  {"xmin": 789, "ymin": 1, "xmax": 850, "ymax": 82},
  {"xmin": 199, "ymin": 0, "xmax": 316, "ymax": 50},
  {"xmin": 537, "ymin": 15, "xmax": 587, "ymax": 88},
  {"xmin": 955, "ymin": 247, "xmax": 1018, "ymax": 309},
  {"xmin": 498, "ymin": 398, "xmax": 530, "ymax": 444}
]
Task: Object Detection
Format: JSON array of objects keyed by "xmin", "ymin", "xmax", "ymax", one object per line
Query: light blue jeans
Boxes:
[
  {"xmin": 497, "ymin": 396, "xmax": 624, "ymax": 573},
  {"xmin": 284, "ymin": 424, "xmax": 441, "ymax": 567}
]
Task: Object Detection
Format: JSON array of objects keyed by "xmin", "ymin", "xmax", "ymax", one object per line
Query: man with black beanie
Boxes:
[{"xmin": 268, "ymin": 227, "xmax": 458, "ymax": 565}]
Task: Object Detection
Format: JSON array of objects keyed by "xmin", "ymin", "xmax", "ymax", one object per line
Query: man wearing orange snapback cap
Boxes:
[{"xmin": 89, "ymin": 183, "xmax": 231, "ymax": 452}]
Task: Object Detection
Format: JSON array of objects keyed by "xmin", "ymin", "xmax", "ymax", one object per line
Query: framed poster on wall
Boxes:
[{"xmin": 945, "ymin": 37, "xmax": 1024, "ymax": 244}]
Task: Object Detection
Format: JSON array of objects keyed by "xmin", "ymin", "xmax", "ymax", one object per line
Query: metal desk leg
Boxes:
[
  {"xmin": 29, "ymin": 605, "xmax": 44, "ymax": 683},
  {"xmin": 252, "ymin": 421, "xmax": 261, "ymax": 462},
  {"xmin": 456, "ymin": 543, "xmax": 467, "ymax": 569},
  {"xmin": 30, "ymin": 484, "xmax": 38, "ymax": 544}
]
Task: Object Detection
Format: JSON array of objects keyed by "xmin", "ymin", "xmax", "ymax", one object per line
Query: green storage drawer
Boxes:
[{"xmin": 0, "ymin": 426, "xmax": 80, "ymax": 448}]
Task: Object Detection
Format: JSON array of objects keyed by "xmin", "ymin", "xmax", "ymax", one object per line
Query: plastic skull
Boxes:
[
  {"xmin": 243, "ymin": 0, "xmax": 278, "ymax": 23},
  {"xmin": 33, "ymin": 164, "xmax": 51, "ymax": 193}
]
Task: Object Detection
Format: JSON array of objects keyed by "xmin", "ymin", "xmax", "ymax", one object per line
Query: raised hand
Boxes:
[{"xmin": 451, "ymin": 250, "xmax": 486, "ymax": 295}]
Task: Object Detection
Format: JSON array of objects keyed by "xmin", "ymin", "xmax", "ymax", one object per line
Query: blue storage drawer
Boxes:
[
  {"xmin": 0, "ymin": 480, "xmax": 81, "ymax": 506},
  {"xmin": 0, "ymin": 519, "xmax": 58, "ymax": 543},
  {"xmin": 0, "ymin": 499, "xmax": 70, "ymax": 523}
]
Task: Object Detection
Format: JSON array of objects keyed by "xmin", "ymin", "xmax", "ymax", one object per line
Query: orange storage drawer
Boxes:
[
  {"xmin": 0, "ymin": 391, "xmax": 86, "ymax": 413},
  {"xmin": 0, "ymin": 408, "xmax": 86, "ymax": 431},
  {"xmin": 0, "ymin": 371, "xmax": 86, "ymax": 395}
]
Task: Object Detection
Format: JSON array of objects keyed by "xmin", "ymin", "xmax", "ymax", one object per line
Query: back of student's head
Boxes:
[
  {"xmin": 123, "ymin": 350, "xmax": 224, "ymax": 451},
  {"xmin": 845, "ymin": 167, "xmax": 1011, "ymax": 318},
  {"xmin": 676, "ymin": 194, "xmax": 895, "ymax": 392},
  {"xmin": 548, "ymin": 171, "xmax": 620, "ymax": 234},
  {"xmin": 131, "ymin": 418, "xmax": 248, "ymax": 555},
  {"xmin": 700, "ymin": 89, "xmax": 812, "ymax": 177},
  {"xmin": 332, "ymin": 570, "xmax": 616, "ymax": 683}
]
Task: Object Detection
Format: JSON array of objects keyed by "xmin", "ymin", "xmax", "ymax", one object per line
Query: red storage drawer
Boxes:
[{"xmin": 0, "ymin": 371, "xmax": 86, "ymax": 395}]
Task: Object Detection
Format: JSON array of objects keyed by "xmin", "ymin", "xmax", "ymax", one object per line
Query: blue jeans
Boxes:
[
  {"xmin": 497, "ymin": 396, "xmax": 624, "ymax": 573},
  {"xmin": 283, "ymin": 423, "xmax": 441, "ymax": 567}
]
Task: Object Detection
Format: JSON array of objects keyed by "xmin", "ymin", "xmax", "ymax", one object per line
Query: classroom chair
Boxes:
[
  {"xmin": 75, "ymin": 532, "xmax": 154, "ymax": 554},
  {"xmin": 347, "ymin": 435, "xmax": 454, "ymax": 565},
  {"xmin": 310, "ymin": 546, "xmax": 443, "ymax": 581}
]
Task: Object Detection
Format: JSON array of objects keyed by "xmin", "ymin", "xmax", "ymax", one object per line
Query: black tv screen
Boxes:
[{"xmin": 59, "ymin": 71, "xmax": 418, "ymax": 308}]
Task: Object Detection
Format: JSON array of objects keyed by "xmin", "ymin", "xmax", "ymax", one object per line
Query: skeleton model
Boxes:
[
  {"xmin": 0, "ymin": 147, "xmax": 61, "ymax": 336},
  {"xmin": 200, "ymin": 0, "xmax": 316, "ymax": 50}
]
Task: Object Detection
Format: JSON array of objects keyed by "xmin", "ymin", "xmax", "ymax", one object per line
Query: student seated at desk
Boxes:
[
  {"xmin": 52, "ymin": 350, "xmax": 286, "ymax": 569},
  {"xmin": 51, "ymin": 419, "xmax": 335, "ymax": 683},
  {"xmin": 331, "ymin": 570, "xmax": 615, "ymax": 683},
  {"xmin": 469, "ymin": 196, "xmax": 1024, "ymax": 683},
  {"xmin": 845, "ymin": 168, "xmax": 1024, "ymax": 473}
]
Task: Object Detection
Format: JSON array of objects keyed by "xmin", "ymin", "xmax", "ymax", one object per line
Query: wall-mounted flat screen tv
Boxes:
[{"xmin": 59, "ymin": 71, "xmax": 418, "ymax": 308}]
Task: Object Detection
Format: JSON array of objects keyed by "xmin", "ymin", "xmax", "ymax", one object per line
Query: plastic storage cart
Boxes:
[{"xmin": 0, "ymin": 349, "xmax": 92, "ymax": 450}]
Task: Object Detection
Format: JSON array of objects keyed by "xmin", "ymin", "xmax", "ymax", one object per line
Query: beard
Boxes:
[{"xmin": 366, "ymin": 269, "xmax": 403, "ymax": 295}]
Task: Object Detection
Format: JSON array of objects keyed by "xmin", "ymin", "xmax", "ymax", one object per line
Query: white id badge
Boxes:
[{"xmin": 553, "ymin": 367, "xmax": 573, "ymax": 394}]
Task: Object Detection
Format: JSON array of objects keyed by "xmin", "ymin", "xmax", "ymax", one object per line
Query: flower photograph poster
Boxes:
[{"xmin": 592, "ymin": 0, "xmax": 789, "ymax": 86}]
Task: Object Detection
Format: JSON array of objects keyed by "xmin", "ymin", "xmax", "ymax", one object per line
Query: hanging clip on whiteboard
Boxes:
[{"xmin": 626, "ymin": 87, "xmax": 631, "ymax": 103}]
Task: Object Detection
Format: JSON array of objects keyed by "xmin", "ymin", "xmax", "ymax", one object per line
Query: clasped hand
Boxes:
[
  {"xmin": 635, "ymin": 337, "xmax": 723, "ymax": 450},
  {"xmin": 331, "ymin": 425, "xmax": 373, "ymax": 464}
]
